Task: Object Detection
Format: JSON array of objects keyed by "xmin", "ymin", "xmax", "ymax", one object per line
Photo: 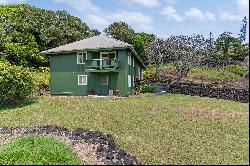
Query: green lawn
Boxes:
[
  {"xmin": 0, "ymin": 94, "xmax": 249, "ymax": 165},
  {"xmin": 0, "ymin": 135, "xmax": 82, "ymax": 165}
]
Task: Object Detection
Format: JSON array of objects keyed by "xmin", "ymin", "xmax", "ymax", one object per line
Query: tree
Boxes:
[
  {"xmin": 239, "ymin": 16, "xmax": 248, "ymax": 42},
  {"xmin": 147, "ymin": 35, "xmax": 210, "ymax": 82},
  {"xmin": 0, "ymin": 4, "xmax": 100, "ymax": 67},
  {"xmin": 216, "ymin": 32, "xmax": 248, "ymax": 62},
  {"xmin": 168, "ymin": 35, "xmax": 210, "ymax": 81},
  {"xmin": 104, "ymin": 21, "xmax": 135, "ymax": 44},
  {"xmin": 132, "ymin": 32, "xmax": 156, "ymax": 63}
]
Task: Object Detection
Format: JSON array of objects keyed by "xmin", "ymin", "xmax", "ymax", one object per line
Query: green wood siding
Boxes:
[{"xmin": 49, "ymin": 48, "xmax": 143, "ymax": 97}]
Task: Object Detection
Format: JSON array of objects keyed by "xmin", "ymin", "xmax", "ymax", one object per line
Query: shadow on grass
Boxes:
[{"xmin": 0, "ymin": 98, "xmax": 38, "ymax": 111}]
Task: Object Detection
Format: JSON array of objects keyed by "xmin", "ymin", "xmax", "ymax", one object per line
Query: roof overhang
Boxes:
[{"xmin": 41, "ymin": 46, "xmax": 146, "ymax": 68}]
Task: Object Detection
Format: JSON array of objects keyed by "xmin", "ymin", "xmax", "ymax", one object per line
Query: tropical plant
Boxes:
[{"xmin": 0, "ymin": 62, "xmax": 35, "ymax": 105}]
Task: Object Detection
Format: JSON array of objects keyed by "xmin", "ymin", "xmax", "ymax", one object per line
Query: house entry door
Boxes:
[{"xmin": 100, "ymin": 75, "xmax": 109, "ymax": 96}]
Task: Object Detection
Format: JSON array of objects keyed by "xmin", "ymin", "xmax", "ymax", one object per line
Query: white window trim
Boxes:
[
  {"xmin": 77, "ymin": 52, "xmax": 87, "ymax": 64},
  {"xmin": 138, "ymin": 67, "xmax": 141, "ymax": 79},
  {"xmin": 133, "ymin": 56, "xmax": 135, "ymax": 67},
  {"xmin": 128, "ymin": 52, "xmax": 131, "ymax": 65},
  {"xmin": 132, "ymin": 76, "xmax": 135, "ymax": 86},
  {"xmin": 101, "ymin": 76, "xmax": 109, "ymax": 86},
  {"xmin": 128, "ymin": 75, "xmax": 131, "ymax": 88},
  {"xmin": 78, "ymin": 75, "xmax": 87, "ymax": 85},
  {"xmin": 100, "ymin": 51, "xmax": 117, "ymax": 59}
]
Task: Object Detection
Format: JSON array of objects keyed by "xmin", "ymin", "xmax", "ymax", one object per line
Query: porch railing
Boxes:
[{"xmin": 85, "ymin": 59, "xmax": 119, "ymax": 71}]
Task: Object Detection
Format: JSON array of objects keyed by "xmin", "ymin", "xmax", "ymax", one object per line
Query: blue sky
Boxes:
[{"xmin": 1, "ymin": 0, "xmax": 249, "ymax": 41}]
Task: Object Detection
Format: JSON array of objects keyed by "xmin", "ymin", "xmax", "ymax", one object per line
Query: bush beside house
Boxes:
[{"xmin": 0, "ymin": 62, "xmax": 35, "ymax": 105}]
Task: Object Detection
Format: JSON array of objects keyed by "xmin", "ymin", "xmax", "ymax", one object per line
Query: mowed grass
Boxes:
[
  {"xmin": 0, "ymin": 135, "xmax": 82, "ymax": 165},
  {"xmin": 0, "ymin": 94, "xmax": 249, "ymax": 165}
]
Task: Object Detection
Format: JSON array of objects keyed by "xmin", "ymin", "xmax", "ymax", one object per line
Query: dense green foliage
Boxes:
[
  {"xmin": 104, "ymin": 21, "xmax": 156, "ymax": 63},
  {"xmin": 104, "ymin": 21, "xmax": 135, "ymax": 43},
  {"xmin": 0, "ymin": 4, "xmax": 100, "ymax": 68},
  {"xmin": 0, "ymin": 62, "xmax": 35, "ymax": 105},
  {"xmin": 139, "ymin": 82, "xmax": 158, "ymax": 93},
  {"xmin": 0, "ymin": 136, "xmax": 82, "ymax": 165},
  {"xmin": 215, "ymin": 32, "xmax": 249, "ymax": 61},
  {"xmin": 132, "ymin": 32, "xmax": 156, "ymax": 62},
  {"xmin": 225, "ymin": 64, "xmax": 249, "ymax": 77},
  {"xmin": 31, "ymin": 67, "xmax": 50, "ymax": 92},
  {"xmin": 0, "ymin": 95, "xmax": 248, "ymax": 164}
]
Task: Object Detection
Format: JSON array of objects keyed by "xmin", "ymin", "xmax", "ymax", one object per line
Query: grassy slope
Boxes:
[
  {"xmin": 0, "ymin": 135, "xmax": 82, "ymax": 165},
  {"xmin": 0, "ymin": 94, "xmax": 249, "ymax": 164},
  {"xmin": 161, "ymin": 64, "xmax": 242, "ymax": 81}
]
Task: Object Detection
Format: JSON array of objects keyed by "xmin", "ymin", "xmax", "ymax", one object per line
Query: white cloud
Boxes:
[
  {"xmin": 219, "ymin": 12, "xmax": 241, "ymax": 21},
  {"xmin": 86, "ymin": 10, "xmax": 154, "ymax": 32},
  {"xmin": 161, "ymin": 6, "xmax": 184, "ymax": 22},
  {"xmin": 120, "ymin": 0, "xmax": 160, "ymax": 8},
  {"xmin": 205, "ymin": 12, "xmax": 216, "ymax": 21},
  {"xmin": 86, "ymin": 14, "xmax": 109, "ymax": 26},
  {"xmin": 110, "ymin": 10, "xmax": 153, "ymax": 27},
  {"xmin": 0, "ymin": 0, "xmax": 26, "ymax": 4},
  {"xmin": 219, "ymin": 0, "xmax": 248, "ymax": 22},
  {"xmin": 54, "ymin": 0, "xmax": 154, "ymax": 31},
  {"xmin": 53, "ymin": 0, "xmax": 100, "ymax": 13},
  {"xmin": 185, "ymin": 8, "xmax": 216, "ymax": 21},
  {"xmin": 237, "ymin": 0, "xmax": 249, "ymax": 12}
]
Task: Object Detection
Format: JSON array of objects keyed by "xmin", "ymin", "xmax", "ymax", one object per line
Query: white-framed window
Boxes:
[
  {"xmin": 138, "ymin": 67, "xmax": 141, "ymax": 79},
  {"xmin": 77, "ymin": 52, "xmax": 87, "ymax": 64},
  {"xmin": 78, "ymin": 75, "xmax": 87, "ymax": 85},
  {"xmin": 128, "ymin": 52, "xmax": 132, "ymax": 65},
  {"xmin": 132, "ymin": 76, "xmax": 135, "ymax": 86},
  {"xmin": 100, "ymin": 52, "xmax": 116, "ymax": 59},
  {"xmin": 128, "ymin": 75, "xmax": 131, "ymax": 87},
  {"xmin": 101, "ymin": 76, "xmax": 109, "ymax": 86}
]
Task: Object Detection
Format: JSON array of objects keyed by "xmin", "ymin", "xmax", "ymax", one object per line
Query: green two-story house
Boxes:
[{"xmin": 42, "ymin": 35, "xmax": 145, "ymax": 97}]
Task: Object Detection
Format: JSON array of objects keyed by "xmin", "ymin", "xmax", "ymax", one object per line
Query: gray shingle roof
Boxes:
[
  {"xmin": 42, "ymin": 35, "xmax": 146, "ymax": 68},
  {"xmin": 43, "ymin": 35, "xmax": 132, "ymax": 53}
]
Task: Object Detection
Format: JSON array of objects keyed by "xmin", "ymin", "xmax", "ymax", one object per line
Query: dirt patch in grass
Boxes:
[{"xmin": 181, "ymin": 108, "xmax": 248, "ymax": 123}]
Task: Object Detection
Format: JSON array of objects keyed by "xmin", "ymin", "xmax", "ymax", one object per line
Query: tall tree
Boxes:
[
  {"xmin": 132, "ymin": 32, "xmax": 156, "ymax": 62},
  {"xmin": 104, "ymin": 22, "xmax": 156, "ymax": 62},
  {"xmin": 104, "ymin": 21, "xmax": 135, "ymax": 44},
  {"xmin": 216, "ymin": 32, "xmax": 247, "ymax": 61},
  {"xmin": 238, "ymin": 16, "xmax": 248, "ymax": 42},
  {"xmin": 0, "ymin": 4, "xmax": 100, "ymax": 67}
]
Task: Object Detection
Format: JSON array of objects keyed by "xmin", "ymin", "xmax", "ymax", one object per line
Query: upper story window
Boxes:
[
  {"xmin": 128, "ymin": 52, "xmax": 132, "ymax": 65},
  {"xmin": 100, "ymin": 52, "xmax": 116, "ymax": 59},
  {"xmin": 133, "ymin": 56, "xmax": 135, "ymax": 67},
  {"xmin": 77, "ymin": 52, "xmax": 87, "ymax": 64}
]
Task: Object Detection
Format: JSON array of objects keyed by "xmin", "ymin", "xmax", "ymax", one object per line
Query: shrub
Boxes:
[
  {"xmin": 139, "ymin": 82, "xmax": 158, "ymax": 93},
  {"xmin": 31, "ymin": 67, "xmax": 50, "ymax": 93},
  {"xmin": 225, "ymin": 65, "xmax": 248, "ymax": 77},
  {"xmin": 143, "ymin": 67, "xmax": 159, "ymax": 82},
  {"xmin": 0, "ymin": 62, "xmax": 35, "ymax": 105}
]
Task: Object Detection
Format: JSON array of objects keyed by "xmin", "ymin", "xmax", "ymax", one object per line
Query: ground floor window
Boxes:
[
  {"xmin": 78, "ymin": 75, "xmax": 87, "ymax": 85},
  {"xmin": 128, "ymin": 75, "xmax": 131, "ymax": 87},
  {"xmin": 101, "ymin": 76, "xmax": 109, "ymax": 86},
  {"xmin": 132, "ymin": 76, "xmax": 135, "ymax": 87}
]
